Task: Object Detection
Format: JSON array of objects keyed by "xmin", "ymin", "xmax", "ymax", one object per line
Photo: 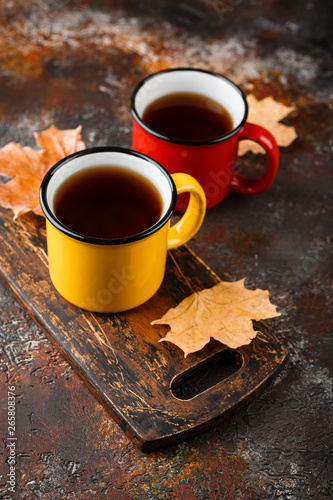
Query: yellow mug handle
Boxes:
[{"xmin": 167, "ymin": 173, "xmax": 206, "ymax": 250}]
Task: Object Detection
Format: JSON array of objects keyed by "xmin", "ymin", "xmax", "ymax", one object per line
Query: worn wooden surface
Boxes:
[
  {"xmin": 0, "ymin": 208, "xmax": 287, "ymax": 451},
  {"xmin": 0, "ymin": 0, "xmax": 332, "ymax": 498}
]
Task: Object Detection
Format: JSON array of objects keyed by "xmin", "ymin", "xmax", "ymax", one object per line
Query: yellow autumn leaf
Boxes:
[
  {"xmin": 151, "ymin": 279, "xmax": 281, "ymax": 357},
  {"xmin": 238, "ymin": 95, "xmax": 297, "ymax": 155},
  {"xmin": 0, "ymin": 125, "xmax": 86, "ymax": 218}
]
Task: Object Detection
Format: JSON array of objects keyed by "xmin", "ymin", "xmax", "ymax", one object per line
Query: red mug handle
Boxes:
[{"xmin": 230, "ymin": 122, "xmax": 279, "ymax": 195}]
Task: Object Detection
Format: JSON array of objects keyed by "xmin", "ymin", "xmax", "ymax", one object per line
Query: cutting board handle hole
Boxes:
[{"xmin": 171, "ymin": 348, "xmax": 243, "ymax": 400}]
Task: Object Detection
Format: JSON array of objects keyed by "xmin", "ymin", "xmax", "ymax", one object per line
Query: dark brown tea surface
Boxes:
[
  {"xmin": 142, "ymin": 92, "xmax": 234, "ymax": 142},
  {"xmin": 54, "ymin": 167, "xmax": 163, "ymax": 239}
]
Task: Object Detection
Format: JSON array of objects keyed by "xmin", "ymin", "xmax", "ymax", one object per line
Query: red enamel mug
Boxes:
[{"xmin": 131, "ymin": 68, "xmax": 279, "ymax": 210}]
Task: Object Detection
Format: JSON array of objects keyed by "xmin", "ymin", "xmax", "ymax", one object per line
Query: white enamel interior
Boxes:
[
  {"xmin": 46, "ymin": 151, "xmax": 172, "ymax": 218},
  {"xmin": 134, "ymin": 70, "xmax": 246, "ymax": 130}
]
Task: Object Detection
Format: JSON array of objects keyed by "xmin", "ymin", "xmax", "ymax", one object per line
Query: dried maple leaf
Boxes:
[
  {"xmin": 238, "ymin": 94, "xmax": 297, "ymax": 156},
  {"xmin": 0, "ymin": 125, "xmax": 86, "ymax": 218},
  {"xmin": 151, "ymin": 279, "xmax": 281, "ymax": 357},
  {"xmin": 35, "ymin": 125, "xmax": 86, "ymax": 166}
]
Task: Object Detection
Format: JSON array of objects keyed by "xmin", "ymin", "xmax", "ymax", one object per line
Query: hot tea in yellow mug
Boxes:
[{"xmin": 40, "ymin": 147, "xmax": 206, "ymax": 312}]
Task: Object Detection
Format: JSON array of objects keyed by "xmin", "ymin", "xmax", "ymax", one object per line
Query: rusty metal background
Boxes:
[{"xmin": 0, "ymin": 0, "xmax": 332, "ymax": 498}]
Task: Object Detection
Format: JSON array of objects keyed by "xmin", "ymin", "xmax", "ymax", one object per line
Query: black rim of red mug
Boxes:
[{"xmin": 130, "ymin": 67, "xmax": 249, "ymax": 146}]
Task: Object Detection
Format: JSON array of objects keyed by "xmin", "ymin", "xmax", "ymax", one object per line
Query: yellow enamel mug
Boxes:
[{"xmin": 39, "ymin": 147, "xmax": 206, "ymax": 313}]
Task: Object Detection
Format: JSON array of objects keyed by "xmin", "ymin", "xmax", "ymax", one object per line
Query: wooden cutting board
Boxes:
[{"xmin": 0, "ymin": 209, "xmax": 288, "ymax": 451}]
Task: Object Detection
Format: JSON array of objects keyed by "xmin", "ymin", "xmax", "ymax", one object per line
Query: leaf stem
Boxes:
[{"xmin": 169, "ymin": 251, "xmax": 195, "ymax": 294}]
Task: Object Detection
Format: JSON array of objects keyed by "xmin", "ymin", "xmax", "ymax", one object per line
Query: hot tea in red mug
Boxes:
[{"xmin": 131, "ymin": 68, "xmax": 279, "ymax": 210}]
